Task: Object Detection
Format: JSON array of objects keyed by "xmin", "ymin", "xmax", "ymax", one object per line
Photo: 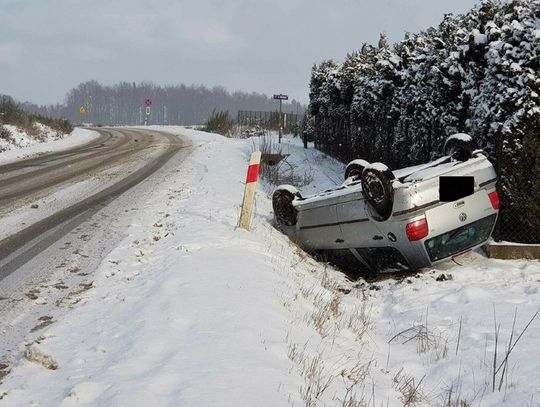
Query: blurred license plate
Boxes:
[{"xmin": 439, "ymin": 176, "xmax": 474, "ymax": 202}]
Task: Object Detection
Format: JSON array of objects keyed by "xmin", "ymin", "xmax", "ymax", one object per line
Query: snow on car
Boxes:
[{"xmin": 272, "ymin": 134, "xmax": 499, "ymax": 271}]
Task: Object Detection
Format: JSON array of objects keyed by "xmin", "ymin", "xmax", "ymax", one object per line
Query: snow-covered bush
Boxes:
[
  {"xmin": 0, "ymin": 100, "xmax": 72, "ymax": 135},
  {"xmin": 202, "ymin": 109, "xmax": 235, "ymax": 136},
  {"xmin": 0, "ymin": 126, "xmax": 13, "ymax": 141}
]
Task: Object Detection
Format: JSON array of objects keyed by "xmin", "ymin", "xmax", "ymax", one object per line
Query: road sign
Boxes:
[
  {"xmin": 144, "ymin": 98, "xmax": 152, "ymax": 107},
  {"xmin": 79, "ymin": 106, "xmax": 86, "ymax": 114},
  {"xmin": 145, "ymin": 106, "xmax": 151, "ymax": 115},
  {"xmin": 273, "ymin": 94, "xmax": 288, "ymax": 100}
]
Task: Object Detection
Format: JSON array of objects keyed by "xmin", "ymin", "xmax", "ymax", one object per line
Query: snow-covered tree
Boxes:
[{"xmin": 307, "ymin": 0, "xmax": 540, "ymax": 242}]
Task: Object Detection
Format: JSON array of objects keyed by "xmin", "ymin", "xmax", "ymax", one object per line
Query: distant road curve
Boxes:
[{"xmin": 0, "ymin": 127, "xmax": 189, "ymax": 280}]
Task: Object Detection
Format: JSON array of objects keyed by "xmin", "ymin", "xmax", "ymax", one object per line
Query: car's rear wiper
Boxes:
[{"xmin": 446, "ymin": 227, "xmax": 464, "ymax": 243}]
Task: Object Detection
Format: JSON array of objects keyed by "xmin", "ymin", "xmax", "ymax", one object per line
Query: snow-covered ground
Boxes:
[
  {"xmin": 0, "ymin": 128, "xmax": 539, "ymax": 406},
  {"xmin": 0, "ymin": 122, "xmax": 60, "ymax": 153},
  {"xmin": 0, "ymin": 126, "xmax": 98, "ymax": 166}
]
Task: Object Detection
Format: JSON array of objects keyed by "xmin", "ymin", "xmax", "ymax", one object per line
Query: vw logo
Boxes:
[{"xmin": 459, "ymin": 212, "xmax": 467, "ymax": 222}]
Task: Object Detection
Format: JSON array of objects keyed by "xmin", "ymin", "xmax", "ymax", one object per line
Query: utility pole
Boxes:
[
  {"xmin": 273, "ymin": 94, "xmax": 288, "ymax": 143},
  {"xmin": 88, "ymin": 95, "xmax": 93, "ymax": 124}
]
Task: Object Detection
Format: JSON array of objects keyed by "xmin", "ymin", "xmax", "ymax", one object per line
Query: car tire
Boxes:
[
  {"xmin": 444, "ymin": 134, "xmax": 473, "ymax": 162},
  {"xmin": 345, "ymin": 159, "xmax": 370, "ymax": 181},
  {"xmin": 361, "ymin": 165, "xmax": 395, "ymax": 220},
  {"xmin": 272, "ymin": 185, "xmax": 301, "ymax": 226}
]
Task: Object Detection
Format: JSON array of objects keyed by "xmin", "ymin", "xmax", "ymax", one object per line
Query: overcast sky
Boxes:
[{"xmin": 0, "ymin": 0, "xmax": 480, "ymax": 105}]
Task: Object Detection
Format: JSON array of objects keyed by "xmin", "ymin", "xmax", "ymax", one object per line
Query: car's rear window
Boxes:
[
  {"xmin": 424, "ymin": 214, "xmax": 497, "ymax": 262},
  {"xmin": 314, "ymin": 247, "xmax": 410, "ymax": 274}
]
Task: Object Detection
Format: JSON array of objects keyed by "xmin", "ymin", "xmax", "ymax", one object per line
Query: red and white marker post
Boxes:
[{"xmin": 239, "ymin": 151, "xmax": 262, "ymax": 230}]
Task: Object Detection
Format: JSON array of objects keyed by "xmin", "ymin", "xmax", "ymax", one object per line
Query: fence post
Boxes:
[{"xmin": 494, "ymin": 127, "xmax": 503, "ymax": 241}]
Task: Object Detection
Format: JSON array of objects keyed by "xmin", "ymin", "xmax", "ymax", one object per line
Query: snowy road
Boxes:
[{"xmin": 0, "ymin": 127, "xmax": 190, "ymax": 365}]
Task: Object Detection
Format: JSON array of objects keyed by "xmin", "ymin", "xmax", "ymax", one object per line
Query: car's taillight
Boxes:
[
  {"xmin": 488, "ymin": 191, "xmax": 499, "ymax": 209},
  {"xmin": 406, "ymin": 218, "xmax": 429, "ymax": 241}
]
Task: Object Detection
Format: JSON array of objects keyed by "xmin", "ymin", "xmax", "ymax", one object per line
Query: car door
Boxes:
[
  {"xmin": 296, "ymin": 202, "xmax": 344, "ymax": 250},
  {"xmin": 336, "ymin": 195, "xmax": 386, "ymax": 248}
]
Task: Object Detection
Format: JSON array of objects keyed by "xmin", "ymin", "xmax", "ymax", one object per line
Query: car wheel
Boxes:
[
  {"xmin": 272, "ymin": 185, "xmax": 301, "ymax": 226},
  {"xmin": 444, "ymin": 134, "xmax": 473, "ymax": 162},
  {"xmin": 361, "ymin": 165, "xmax": 395, "ymax": 220},
  {"xmin": 345, "ymin": 159, "xmax": 370, "ymax": 181}
]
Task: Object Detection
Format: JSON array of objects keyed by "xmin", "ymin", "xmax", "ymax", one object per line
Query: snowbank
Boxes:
[
  {"xmin": 0, "ymin": 127, "xmax": 98, "ymax": 166},
  {"xmin": 0, "ymin": 123, "xmax": 60, "ymax": 149}
]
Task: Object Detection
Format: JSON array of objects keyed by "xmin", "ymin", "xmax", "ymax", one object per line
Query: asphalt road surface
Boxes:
[{"xmin": 0, "ymin": 127, "xmax": 188, "ymax": 278}]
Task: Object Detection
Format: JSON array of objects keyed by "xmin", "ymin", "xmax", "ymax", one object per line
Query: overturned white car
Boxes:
[{"xmin": 272, "ymin": 134, "xmax": 499, "ymax": 271}]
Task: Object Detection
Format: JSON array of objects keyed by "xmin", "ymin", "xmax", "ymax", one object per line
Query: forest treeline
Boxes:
[
  {"xmin": 307, "ymin": 0, "xmax": 540, "ymax": 242},
  {"xmin": 21, "ymin": 81, "xmax": 304, "ymax": 126}
]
